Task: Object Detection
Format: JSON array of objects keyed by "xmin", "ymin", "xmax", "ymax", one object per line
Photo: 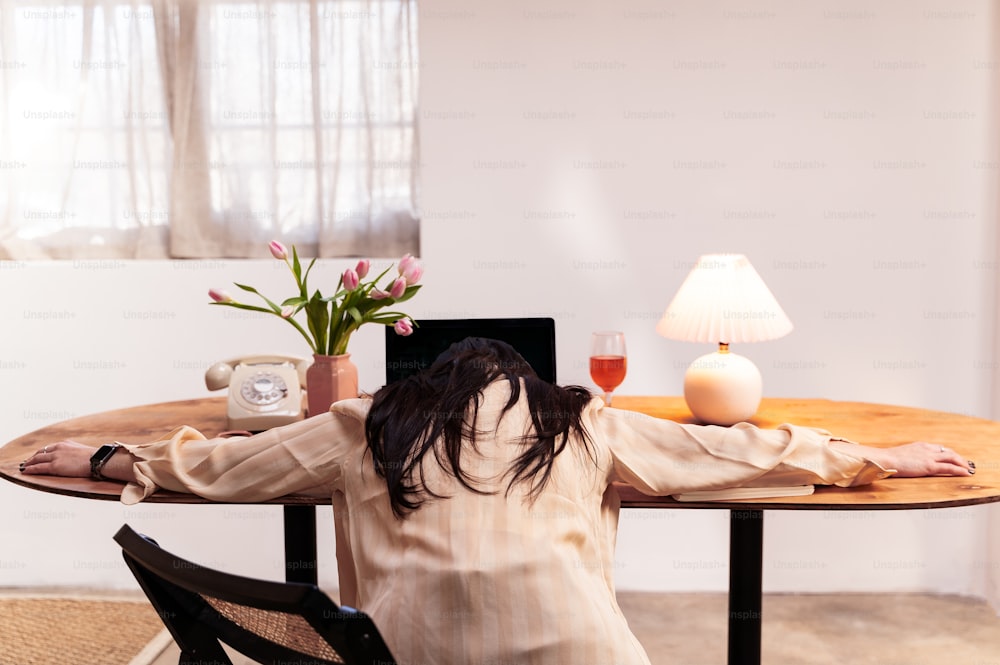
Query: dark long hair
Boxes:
[{"xmin": 366, "ymin": 337, "xmax": 594, "ymax": 518}]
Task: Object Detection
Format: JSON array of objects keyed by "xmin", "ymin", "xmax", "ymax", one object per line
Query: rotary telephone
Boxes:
[{"xmin": 204, "ymin": 355, "xmax": 310, "ymax": 431}]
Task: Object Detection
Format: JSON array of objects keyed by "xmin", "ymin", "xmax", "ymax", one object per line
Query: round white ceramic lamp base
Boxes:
[{"xmin": 683, "ymin": 349, "xmax": 763, "ymax": 426}]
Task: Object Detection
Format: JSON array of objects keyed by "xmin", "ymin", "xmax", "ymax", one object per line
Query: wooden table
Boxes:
[{"xmin": 2, "ymin": 396, "xmax": 998, "ymax": 665}]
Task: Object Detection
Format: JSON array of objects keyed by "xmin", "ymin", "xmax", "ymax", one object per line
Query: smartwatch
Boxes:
[{"xmin": 89, "ymin": 443, "xmax": 122, "ymax": 481}]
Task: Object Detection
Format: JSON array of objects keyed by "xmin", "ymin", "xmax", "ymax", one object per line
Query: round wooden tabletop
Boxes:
[{"xmin": 1, "ymin": 396, "xmax": 997, "ymax": 510}]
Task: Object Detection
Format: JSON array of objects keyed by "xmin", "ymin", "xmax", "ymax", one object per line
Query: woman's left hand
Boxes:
[{"xmin": 832, "ymin": 440, "xmax": 975, "ymax": 477}]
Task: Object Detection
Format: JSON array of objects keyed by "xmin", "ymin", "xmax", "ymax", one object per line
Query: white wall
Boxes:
[{"xmin": 2, "ymin": 0, "xmax": 999, "ymax": 605}]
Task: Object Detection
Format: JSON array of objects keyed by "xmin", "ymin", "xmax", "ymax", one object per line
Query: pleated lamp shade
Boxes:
[
  {"xmin": 656, "ymin": 254, "xmax": 793, "ymax": 425},
  {"xmin": 656, "ymin": 254, "xmax": 793, "ymax": 344}
]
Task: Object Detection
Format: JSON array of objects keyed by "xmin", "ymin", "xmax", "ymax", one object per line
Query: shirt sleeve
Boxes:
[
  {"xmin": 118, "ymin": 399, "xmax": 369, "ymax": 505},
  {"xmin": 589, "ymin": 402, "xmax": 893, "ymax": 496}
]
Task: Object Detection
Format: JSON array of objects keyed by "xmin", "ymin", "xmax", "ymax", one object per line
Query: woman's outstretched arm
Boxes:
[
  {"xmin": 19, "ymin": 400, "xmax": 370, "ymax": 504},
  {"xmin": 591, "ymin": 404, "xmax": 974, "ymax": 496}
]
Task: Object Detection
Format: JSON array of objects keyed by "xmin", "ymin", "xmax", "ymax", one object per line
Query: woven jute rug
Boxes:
[{"xmin": 0, "ymin": 591, "xmax": 171, "ymax": 665}]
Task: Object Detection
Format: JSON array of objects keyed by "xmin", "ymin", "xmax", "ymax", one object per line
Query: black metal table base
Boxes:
[
  {"xmin": 728, "ymin": 508, "xmax": 764, "ymax": 665},
  {"xmin": 283, "ymin": 505, "xmax": 319, "ymax": 585}
]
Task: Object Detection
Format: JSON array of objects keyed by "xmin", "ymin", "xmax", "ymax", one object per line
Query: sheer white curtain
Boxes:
[
  {"xmin": 0, "ymin": 0, "xmax": 169, "ymax": 258},
  {"xmin": 0, "ymin": 0, "xmax": 420, "ymax": 259}
]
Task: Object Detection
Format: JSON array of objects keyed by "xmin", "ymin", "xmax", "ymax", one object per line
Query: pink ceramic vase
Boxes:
[{"xmin": 306, "ymin": 354, "xmax": 359, "ymax": 416}]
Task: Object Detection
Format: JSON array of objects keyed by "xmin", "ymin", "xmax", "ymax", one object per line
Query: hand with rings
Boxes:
[
  {"xmin": 19, "ymin": 441, "xmax": 97, "ymax": 478},
  {"xmin": 831, "ymin": 440, "xmax": 976, "ymax": 478}
]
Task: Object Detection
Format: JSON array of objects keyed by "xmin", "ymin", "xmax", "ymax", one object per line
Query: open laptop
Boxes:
[{"xmin": 384, "ymin": 317, "xmax": 557, "ymax": 384}]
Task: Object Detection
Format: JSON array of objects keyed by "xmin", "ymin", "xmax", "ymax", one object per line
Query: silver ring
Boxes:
[
  {"xmin": 939, "ymin": 446, "xmax": 946, "ymax": 453},
  {"xmin": 42, "ymin": 446, "xmax": 49, "ymax": 453}
]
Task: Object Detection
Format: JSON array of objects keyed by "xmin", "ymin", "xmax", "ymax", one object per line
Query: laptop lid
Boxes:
[{"xmin": 384, "ymin": 317, "xmax": 557, "ymax": 384}]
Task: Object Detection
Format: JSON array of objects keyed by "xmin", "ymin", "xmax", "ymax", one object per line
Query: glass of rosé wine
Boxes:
[{"xmin": 590, "ymin": 331, "xmax": 627, "ymax": 406}]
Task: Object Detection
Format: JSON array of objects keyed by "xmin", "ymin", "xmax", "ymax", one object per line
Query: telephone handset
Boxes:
[{"xmin": 205, "ymin": 355, "xmax": 310, "ymax": 431}]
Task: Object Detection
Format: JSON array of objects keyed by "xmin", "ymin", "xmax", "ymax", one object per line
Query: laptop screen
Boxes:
[{"xmin": 384, "ymin": 317, "xmax": 557, "ymax": 384}]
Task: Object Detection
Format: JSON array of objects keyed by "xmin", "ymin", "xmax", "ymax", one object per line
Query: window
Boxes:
[{"xmin": 0, "ymin": 0, "xmax": 420, "ymax": 259}]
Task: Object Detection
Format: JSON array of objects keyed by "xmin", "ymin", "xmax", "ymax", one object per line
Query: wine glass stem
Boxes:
[{"xmin": 604, "ymin": 391, "xmax": 613, "ymax": 406}]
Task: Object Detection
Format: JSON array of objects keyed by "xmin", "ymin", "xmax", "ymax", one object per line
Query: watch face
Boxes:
[
  {"xmin": 91, "ymin": 444, "xmax": 118, "ymax": 463},
  {"xmin": 90, "ymin": 444, "xmax": 121, "ymax": 480}
]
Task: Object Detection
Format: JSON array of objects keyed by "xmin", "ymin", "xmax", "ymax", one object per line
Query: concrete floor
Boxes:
[
  {"xmin": 145, "ymin": 592, "xmax": 1000, "ymax": 665},
  {"xmin": 617, "ymin": 592, "xmax": 1000, "ymax": 665}
]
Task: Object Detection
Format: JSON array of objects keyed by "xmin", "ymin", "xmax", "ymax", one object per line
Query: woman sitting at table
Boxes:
[{"xmin": 21, "ymin": 337, "xmax": 974, "ymax": 665}]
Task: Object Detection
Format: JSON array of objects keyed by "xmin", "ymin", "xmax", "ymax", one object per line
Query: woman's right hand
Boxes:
[
  {"xmin": 19, "ymin": 440, "xmax": 96, "ymax": 478},
  {"xmin": 20, "ymin": 440, "xmax": 137, "ymax": 482}
]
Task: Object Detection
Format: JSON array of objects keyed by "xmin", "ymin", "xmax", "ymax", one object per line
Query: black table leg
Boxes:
[
  {"xmin": 283, "ymin": 505, "xmax": 318, "ymax": 585},
  {"xmin": 728, "ymin": 508, "xmax": 764, "ymax": 665}
]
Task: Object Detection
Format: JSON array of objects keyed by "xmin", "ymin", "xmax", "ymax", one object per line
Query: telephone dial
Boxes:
[{"xmin": 205, "ymin": 355, "xmax": 311, "ymax": 431}]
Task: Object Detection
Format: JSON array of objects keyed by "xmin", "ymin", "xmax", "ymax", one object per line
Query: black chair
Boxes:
[{"xmin": 114, "ymin": 524, "xmax": 397, "ymax": 665}]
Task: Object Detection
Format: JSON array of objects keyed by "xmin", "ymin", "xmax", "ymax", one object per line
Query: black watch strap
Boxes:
[{"xmin": 89, "ymin": 443, "xmax": 122, "ymax": 481}]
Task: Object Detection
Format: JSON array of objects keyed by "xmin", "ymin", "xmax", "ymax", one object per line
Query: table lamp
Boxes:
[{"xmin": 656, "ymin": 253, "xmax": 793, "ymax": 426}]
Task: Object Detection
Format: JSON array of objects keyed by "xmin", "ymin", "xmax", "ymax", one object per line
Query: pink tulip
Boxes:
[
  {"xmin": 370, "ymin": 288, "xmax": 390, "ymax": 300},
  {"xmin": 403, "ymin": 263, "xmax": 423, "ymax": 285},
  {"xmin": 281, "ymin": 305, "xmax": 295, "ymax": 318},
  {"xmin": 269, "ymin": 240, "xmax": 288, "ymax": 260},
  {"xmin": 342, "ymin": 268, "xmax": 360, "ymax": 291},
  {"xmin": 394, "ymin": 318, "xmax": 414, "ymax": 336},
  {"xmin": 355, "ymin": 259, "xmax": 370, "ymax": 279},
  {"xmin": 398, "ymin": 254, "xmax": 423, "ymax": 285},
  {"xmin": 208, "ymin": 288, "xmax": 233, "ymax": 303},
  {"xmin": 389, "ymin": 277, "xmax": 407, "ymax": 299}
]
